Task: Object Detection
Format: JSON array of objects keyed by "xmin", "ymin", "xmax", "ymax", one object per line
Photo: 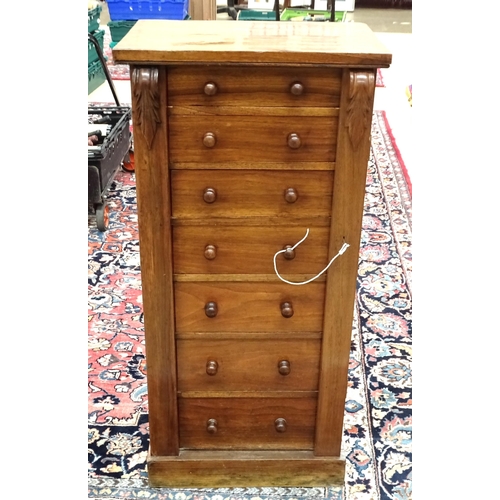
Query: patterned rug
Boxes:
[
  {"xmin": 376, "ymin": 69, "xmax": 385, "ymax": 88},
  {"xmin": 103, "ymin": 27, "xmax": 129, "ymax": 81},
  {"xmin": 88, "ymin": 110, "xmax": 412, "ymax": 499}
]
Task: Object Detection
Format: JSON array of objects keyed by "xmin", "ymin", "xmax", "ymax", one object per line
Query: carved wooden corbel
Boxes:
[
  {"xmin": 132, "ymin": 67, "xmax": 161, "ymax": 150},
  {"xmin": 345, "ymin": 71, "xmax": 375, "ymax": 149}
]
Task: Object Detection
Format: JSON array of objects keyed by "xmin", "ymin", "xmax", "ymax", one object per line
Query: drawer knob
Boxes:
[
  {"xmin": 205, "ymin": 301, "xmax": 218, "ymax": 318},
  {"xmin": 275, "ymin": 418, "xmax": 287, "ymax": 433},
  {"xmin": 203, "ymin": 188, "xmax": 217, "ymax": 204},
  {"xmin": 207, "ymin": 418, "xmax": 218, "ymax": 434},
  {"xmin": 290, "ymin": 82, "xmax": 304, "ymax": 95},
  {"xmin": 278, "ymin": 360, "xmax": 291, "ymax": 375},
  {"xmin": 204, "ymin": 82, "xmax": 218, "ymax": 96},
  {"xmin": 206, "ymin": 360, "xmax": 219, "ymax": 376},
  {"xmin": 204, "ymin": 244, "xmax": 217, "ymax": 260},
  {"xmin": 283, "ymin": 244, "xmax": 295, "ymax": 260},
  {"xmin": 280, "ymin": 302, "xmax": 294, "ymax": 318},
  {"xmin": 284, "ymin": 188, "xmax": 298, "ymax": 204},
  {"xmin": 287, "ymin": 133, "xmax": 301, "ymax": 149},
  {"xmin": 203, "ymin": 132, "xmax": 217, "ymax": 148}
]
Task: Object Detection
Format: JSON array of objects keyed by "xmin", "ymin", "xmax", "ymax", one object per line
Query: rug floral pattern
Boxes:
[{"xmin": 88, "ymin": 111, "xmax": 412, "ymax": 499}]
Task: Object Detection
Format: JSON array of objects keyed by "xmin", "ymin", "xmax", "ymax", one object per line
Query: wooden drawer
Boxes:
[
  {"xmin": 179, "ymin": 397, "xmax": 317, "ymax": 450},
  {"xmin": 174, "ymin": 282, "xmax": 325, "ymax": 332},
  {"xmin": 177, "ymin": 338, "xmax": 320, "ymax": 392},
  {"xmin": 167, "ymin": 66, "xmax": 342, "ymax": 108},
  {"xmin": 171, "ymin": 170, "xmax": 334, "ymax": 220},
  {"xmin": 173, "ymin": 226, "xmax": 330, "ymax": 275},
  {"xmin": 168, "ymin": 115, "xmax": 337, "ymax": 165}
]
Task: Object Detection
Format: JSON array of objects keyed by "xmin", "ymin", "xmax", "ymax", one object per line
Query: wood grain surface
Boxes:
[
  {"xmin": 173, "ymin": 225, "xmax": 330, "ymax": 275},
  {"xmin": 174, "ymin": 281, "xmax": 325, "ymax": 332},
  {"xmin": 167, "ymin": 66, "xmax": 342, "ymax": 107},
  {"xmin": 176, "ymin": 338, "xmax": 321, "ymax": 392},
  {"xmin": 113, "ymin": 21, "xmax": 392, "ymax": 67},
  {"xmin": 178, "ymin": 397, "xmax": 317, "ymax": 449},
  {"xmin": 171, "ymin": 170, "xmax": 334, "ymax": 219}
]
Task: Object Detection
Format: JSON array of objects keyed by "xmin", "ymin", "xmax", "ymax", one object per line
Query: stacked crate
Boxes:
[
  {"xmin": 107, "ymin": 0, "xmax": 191, "ymax": 47},
  {"xmin": 88, "ymin": 3, "xmax": 106, "ymax": 95}
]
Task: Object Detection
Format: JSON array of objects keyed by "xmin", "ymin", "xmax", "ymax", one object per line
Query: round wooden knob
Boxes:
[
  {"xmin": 206, "ymin": 360, "xmax": 218, "ymax": 376},
  {"xmin": 207, "ymin": 419, "xmax": 218, "ymax": 434},
  {"xmin": 278, "ymin": 360, "xmax": 291, "ymax": 375},
  {"xmin": 287, "ymin": 133, "xmax": 301, "ymax": 149},
  {"xmin": 203, "ymin": 132, "xmax": 216, "ymax": 148},
  {"xmin": 204, "ymin": 244, "xmax": 217, "ymax": 260},
  {"xmin": 280, "ymin": 302, "xmax": 294, "ymax": 318},
  {"xmin": 205, "ymin": 301, "xmax": 218, "ymax": 318},
  {"xmin": 204, "ymin": 82, "xmax": 218, "ymax": 96},
  {"xmin": 283, "ymin": 244, "xmax": 295, "ymax": 260},
  {"xmin": 290, "ymin": 82, "xmax": 304, "ymax": 95},
  {"xmin": 284, "ymin": 188, "xmax": 298, "ymax": 203},
  {"xmin": 203, "ymin": 188, "xmax": 217, "ymax": 204},
  {"xmin": 275, "ymin": 418, "xmax": 287, "ymax": 433}
]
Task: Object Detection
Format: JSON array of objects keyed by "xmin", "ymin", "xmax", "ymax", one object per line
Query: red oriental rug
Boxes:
[
  {"xmin": 103, "ymin": 28, "xmax": 129, "ymax": 81},
  {"xmin": 88, "ymin": 110, "xmax": 411, "ymax": 499},
  {"xmin": 376, "ymin": 68, "xmax": 385, "ymax": 87}
]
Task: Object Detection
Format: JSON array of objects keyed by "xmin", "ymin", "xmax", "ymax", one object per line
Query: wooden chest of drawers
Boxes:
[{"xmin": 114, "ymin": 20, "xmax": 391, "ymax": 488}]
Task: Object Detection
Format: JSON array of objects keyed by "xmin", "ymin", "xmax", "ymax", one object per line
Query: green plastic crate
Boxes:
[
  {"xmin": 88, "ymin": 4, "xmax": 102, "ymax": 33},
  {"xmin": 237, "ymin": 9, "xmax": 278, "ymax": 20},
  {"xmin": 88, "ymin": 59, "xmax": 107, "ymax": 95},
  {"xmin": 108, "ymin": 20, "xmax": 137, "ymax": 44},
  {"xmin": 88, "ymin": 28, "xmax": 105, "ymax": 65},
  {"xmin": 280, "ymin": 9, "xmax": 346, "ymax": 22},
  {"xmin": 108, "ymin": 14, "xmax": 189, "ymax": 45}
]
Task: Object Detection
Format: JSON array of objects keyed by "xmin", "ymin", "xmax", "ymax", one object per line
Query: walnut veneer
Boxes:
[{"xmin": 113, "ymin": 20, "xmax": 391, "ymax": 488}]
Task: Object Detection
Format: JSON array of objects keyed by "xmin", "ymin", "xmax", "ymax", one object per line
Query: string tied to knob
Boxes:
[{"xmin": 273, "ymin": 229, "xmax": 350, "ymax": 286}]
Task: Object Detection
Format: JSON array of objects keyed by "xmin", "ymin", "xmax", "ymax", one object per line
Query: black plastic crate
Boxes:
[{"xmin": 88, "ymin": 106, "xmax": 132, "ymax": 231}]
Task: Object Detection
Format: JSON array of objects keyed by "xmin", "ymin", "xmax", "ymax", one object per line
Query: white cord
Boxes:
[{"xmin": 273, "ymin": 229, "xmax": 350, "ymax": 286}]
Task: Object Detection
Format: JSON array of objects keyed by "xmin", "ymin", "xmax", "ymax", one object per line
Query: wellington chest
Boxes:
[{"xmin": 113, "ymin": 20, "xmax": 391, "ymax": 488}]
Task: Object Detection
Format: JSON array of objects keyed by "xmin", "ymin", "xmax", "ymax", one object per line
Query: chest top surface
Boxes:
[{"xmin": 113, "ymin": 20, "xmax": 392, "ymax": 68}]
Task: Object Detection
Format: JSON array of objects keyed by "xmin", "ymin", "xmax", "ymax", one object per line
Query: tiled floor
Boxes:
[{"xmin": 90, "ymin": 4, "xmax": 412, "ymax": 179}]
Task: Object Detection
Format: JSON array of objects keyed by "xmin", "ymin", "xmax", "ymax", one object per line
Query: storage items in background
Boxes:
[
  {"xmin": 88, "ymin": 2, "xmax": 106, "ymax": 95},
  {"xmin": 106, "ymin": 0, "xmax": 190, "ymax": 21},
  {"xmin": 106, "ymin": 0, "xmax": 191, "ymax": 52}
]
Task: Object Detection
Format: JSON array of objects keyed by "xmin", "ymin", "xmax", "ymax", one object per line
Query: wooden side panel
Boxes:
[
  {"xmin": 130, "ymin": 65, "xmax": 179, "ymax": 456},
  {"xmin": 314, "ymin": 69, "xmax": 376, "ymax": 456}
]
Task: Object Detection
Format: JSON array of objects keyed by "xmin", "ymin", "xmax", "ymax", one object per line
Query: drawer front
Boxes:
[
  {"xmin": 173, "ymin": 226, "xmax": 330, "ymax": 275},
  {"xmin": 171, "ymin": 170, "xmax": 334, "ymax": 220},
  {"xmin": 174, "ymin": 282, "xmax": 325, "ymax": 332},
  {"xmin": 179, "ymin": 397, "xmax": 317, "ymax": 450},
  {"xmin": 169, "ymin": 115, "xmax": 337, "ymax": 164},
  {"xmin": 167, "ymin": 66, "xmax": 342, "ymax": 108},
  {"xmin": 177, "ymin": 338, "xmax": 320, "ymax": 392}
]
